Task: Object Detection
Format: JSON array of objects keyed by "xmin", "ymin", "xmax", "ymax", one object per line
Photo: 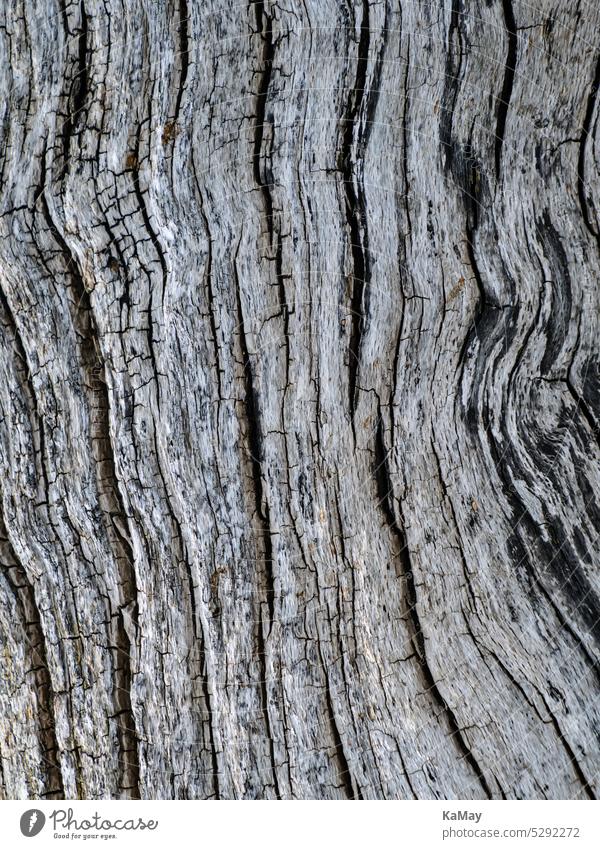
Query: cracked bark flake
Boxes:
[{"xmin": 0, "ymin": 0, "xmax": 599, "ymax": 801}]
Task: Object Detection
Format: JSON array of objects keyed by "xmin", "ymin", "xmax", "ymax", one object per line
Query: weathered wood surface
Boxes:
[{"xmin": 0, "ymin": 0, "xmax": 599, "ymax": 800}]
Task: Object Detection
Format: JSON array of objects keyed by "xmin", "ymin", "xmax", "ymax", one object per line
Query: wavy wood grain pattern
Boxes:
[{"xmin": 0, "ymin": 0, "xmax": 599, "ymax": 800}]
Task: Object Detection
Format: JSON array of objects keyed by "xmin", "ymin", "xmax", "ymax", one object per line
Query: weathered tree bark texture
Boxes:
[{"xmin": 0, "ymin": 0, "xmax": 599, "ymax": 801}]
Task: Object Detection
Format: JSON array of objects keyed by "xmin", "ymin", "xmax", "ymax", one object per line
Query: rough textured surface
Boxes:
[{"xmin": 0, "ymin": 0, "xmax": 599, "ymax": 800}]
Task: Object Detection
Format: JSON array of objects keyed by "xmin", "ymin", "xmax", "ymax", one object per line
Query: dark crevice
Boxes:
[
  {"xmin": 360, "ymin": 3, "xmax": 387, "ymax": 152},
  {"xmin": 495, "ymin": 0, "xmax": 517, "ymax": 178},
  {"xmin": 539, "ymin": 511, "xmax": 600, "ymax": 651},
  {"xmin": 252, "ymin": 0, "xmax": 275, "ymax": 241},
  {"xmin": 74, "ymin": 2, "xmax": 89, "ymax": 119},
  {"xmin": 129, "ymin": 121, "xmax": 169, "ymax": 411},
  {"xmin": 318, "ymin": 642, "xmax": 361, "ymax": 799},
  {"xmin": 257, "ymin": 607, "xmax": 281, "ymax": 798},
  {"xmin": 250, "ymin": 3, "xmax": 291, "ymax": 566},
  {"xmin": 577, "ymin": 51, "xmax": 600, "ymax": 242},
  {"xmin": 509, "ymin": 664, "xmax": 597, "ymax": 799},
  {"xmin": 0, "ymin": 282, "xmax": 50, "ymax": 504},
  {"xmin": 61, "ymin": 1, "xmax": 88, "ymax": 178},
  {"xmin": 203, "ymin": 227, "xmax": 222, "ymax": 399},
  {"xmin": 374, "ymin": 412, "xmax": 492, "ymax": 798},
  {"xmin": 148, "ymin": 426, "xmax": 221, "ymax": 798},
  {"xmin": 439, "ymin": 0, "xmax": 464, "ymax": 159},
  {"xmin": 466, "ymin": 225, "xmax": 488, "ymax": 332},
  {"xmin": 0, "ymin": 513, "xmax": 65, "ymax": 799},
  {"xmin": 401, "ymin": 29, "xmax": 413, "ymax": 239},
  {"xmin": 234, "ymin": 277, "xmax": 276, "ymax": 631},
  {"xmin": 197, "ymin": 617, "xmax": 221, "ymax": 799},
  {"xmin": 458, "ymin": 219, "xmax": 600, "ymax": 665},
  {"xmin": 234, "ymin": 246, "xmax": 279, "ymax": 796},
  {"xmin": 34, "ymin": 153, "xmax": 141, "ymax": 799},
  {"xmin": 338, "ymin": 0, "xmax": 371, "ymax": 428},
  {"xmin": 131, "ymin": 121, "xmax": 169, "ymax": 290},
  {"xmin": 536, "ymin": 212, "xmax": 572, "ymax": 377},
  {"xmin": 430, "ymin": 438, "xmax": 478, "ymax": 612},
  {"xmin": 478, "ymin": 385, "xmax": 600, "ymax": 661},
  {"xmin": 534, "ymin": 564, "xmax": 600, "ymax": 686},
  {"xmin": 173, "ymin": 0, "xmax": 189, "ymax": 125},
  {"xmin": 275, "ymin": 234, "xmax": 290, "ymax": 388},
  {"xmin": 455, "ymin": 182, "xmax": 497, "ymax": 381},
  {"xmin": 249, "ymin": 2, "xmax": 289, "ymax": 612},
  {"xmin": 192, "ymin": 156, "xmax": 223, "ymax": 401},
  {"xmin": 539, "ymin": 699, "xmax": 595, "ymax": 799},
  {"xmin": 58, "ymin": 0, "xmax": 70, "ymax": 40},
  {"xmin": 334, "ymin": 590, "xmax": 364, "ymax": 798},
  {"xmin": 395, "ymin": 741, "xmax": 418, "ymax": 798},
  {"xmin": 462, "ymin": 628, "xmax": 531, "ymax": 798},
  {"xmin": 320, "ymin": 652, "xmax": 355, "ymax": 799},
  {"xmin": 247, "ymin": 1, "xmax": 279, "ymax": 633},
  {"xmin": 566, "ymin": 377, "xmax": 600, "ymax": 444}
]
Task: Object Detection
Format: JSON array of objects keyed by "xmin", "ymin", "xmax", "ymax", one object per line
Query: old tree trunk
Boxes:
[{"xmin": 0, "ymin": 0, "xmax": 599, "ymax": 801}]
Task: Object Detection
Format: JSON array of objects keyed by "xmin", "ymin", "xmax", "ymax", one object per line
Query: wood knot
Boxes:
[
  {"xmin": 162, "ymin": 122, "xmax": 180, "ymax": 145},
  {"xmin": 448, "ymin": 276, "xmax": 466, "ymax": 301}
]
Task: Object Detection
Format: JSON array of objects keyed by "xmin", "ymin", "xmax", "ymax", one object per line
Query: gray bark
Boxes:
[{"xmin": 1, "ymin": 0, "xmax": 599, "ymax": 800}]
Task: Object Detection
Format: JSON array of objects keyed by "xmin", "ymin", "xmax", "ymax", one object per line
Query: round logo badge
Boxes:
[{"xmin": 19, "ymin": 810, "xmax": 46, "ymax": 837}]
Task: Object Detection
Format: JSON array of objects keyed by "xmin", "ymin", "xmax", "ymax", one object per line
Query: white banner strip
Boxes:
[
  {"xmin": 0, "ymin": 800, "xmax": 598, "ymax": 848},
  {"xmin": 0, "ymin": 801, "xmax": 600, "ymax": 849}
]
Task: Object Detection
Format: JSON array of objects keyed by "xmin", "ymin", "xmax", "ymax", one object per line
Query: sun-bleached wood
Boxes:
[{"xmin": 0, "ymin": 0, "xmax": 599, "ymax": 799}]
